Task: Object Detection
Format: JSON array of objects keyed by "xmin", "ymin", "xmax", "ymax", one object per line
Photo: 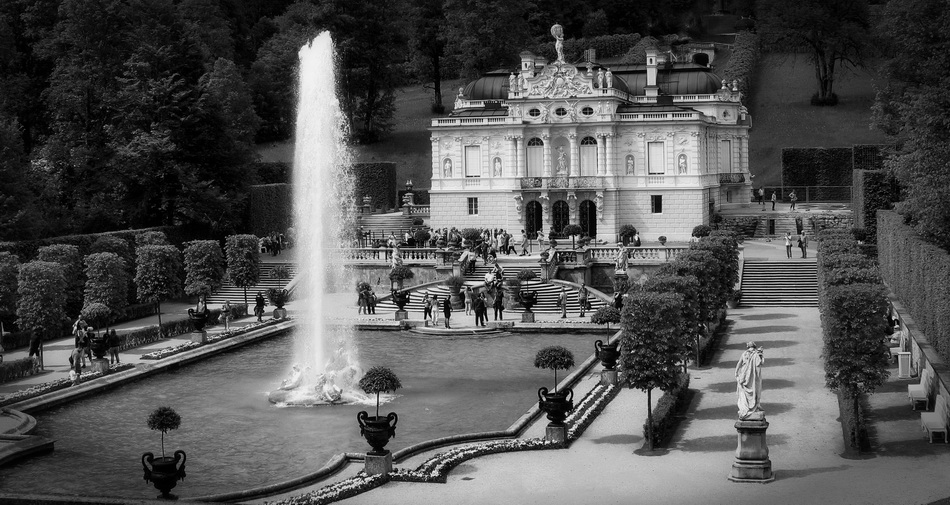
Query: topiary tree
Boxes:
[
  {"xmin": 562, "ymin": 224, "xmax": 583, "ymax": 249},
  {"xmin": 147, "ymin": 406, "xmax": 182, "ymax": 458},
  {"xmin": 225, "ymin": 234, "xmax": 261, "ymax": 306},
  {"xmin": 83, "ymin": 252, "xmax": 129, "ymax": 332},
  {"xmin": 16, "ymin": 261, "xmax": 67, "ymax": 369},
  {"xmin": 388, "ymin": 265, "xmax": 414, "ymax": 290},
  {"xmin": 590, "ymin": 305, "xmax": 621, "ymax": 331},
  {"xmin": 643, "ymin": 274, "xmax": 703, "ymax": 366},
  {"xmin": 460, "ymin": 227, "xmax": 481, "ymax": 247},
  {"xmin": 36, "ymin": 244, "xmax": 85, "ymax": 318},
  {"xmin": 621, "ymin": 290, "xmax": 685, "ymax": 450},
  {"xmin": 90, "ymin": 235, "xmax": 135, "ymax": 303},
  {"xmin": 534, "ymin": 346, "xmax": 575, "ymax": 392},
  {"xmin": 0, "ymin": 252, "xmax": 19, "ymax": 335},
  {"xmin": 135, "ymin": 231, "xmax": 170, "ymax": 246},
  {"xmin": 691, "ymin": 224, "xmax": 711, "ymax": 238},
  {"xmin": 692, "ymin": 234, "xmax": 740, "ymax": 299},
  {"xmin": 271, "ymin": 264, "xmax": 291, "ymax": 284},
  {"xmin": 413, "ymin": 229, "xmax": 431, "ymax": 247},
  {"xmin": 80, "ymin": 302, "xmax": 111, "ymax": 336},
  {"xmin": 183, "ymin": 240, "xmax": 224, "ymax": 310},
  {"xmin": 619, "ymin": 224, "xmax": 637, "ymax": 245},
  {"xmin": 358, "ymin": 366, "xmax": 402, "ymax": 418},
  {"xmin": 135, "ymin": 245, "xmax": 183, "ymax": 330}
]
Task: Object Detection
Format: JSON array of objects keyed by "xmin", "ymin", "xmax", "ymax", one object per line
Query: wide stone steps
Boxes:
[
  {"xmin": 206, "ymin": 263, "xmax": 297, "ymax": 306},
  {"xmin": 740, "ymin": 261, "xmax": 817, "ymax": 307},
  {"xmin": 751, "ymin": 215, "xmax": 800, "ymax": 238},
  {"xmin": 358, "ymin": 212, "xmax": 419, "ymax": 241}
]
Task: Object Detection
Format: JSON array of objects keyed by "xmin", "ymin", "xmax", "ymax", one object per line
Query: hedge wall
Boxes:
[
  {"xmin": 852, "ymin": 145, "xmax": 888, "ymax": 172},
  {"xmin": 877, "ymin": 210, "xmax": 950, "ymax": 361},
  {"xmin": 246, "ymin": 184, "xmax": 293, "ymax": 238},
  {"xmin": 642, "ymin": 372, "xmax": 690, "ymax": 448},
  {"xmin": 254, "ymin": 162, "xmax": 291, "ymax": 184},
  {"xmin": 852, "ymin": 170, "xmax": 898, "ymax": 244},
  {"xmin": 0, "ymin": 227, "xmax": 182, "ymax": 264},
  {"xmin": 0, "ymin": 357, "xmax": 38, "ymax": 385},
  {"xmin": 354, "ymin": 162, "xmax": 397, "ymax": 211},
  {"xmin": 782, "ymin": 147, "xmax": 854, "ymax": 191},
  {"xmin": 720, "ymin": 31, "xmax": 761, "ymax": 103}
]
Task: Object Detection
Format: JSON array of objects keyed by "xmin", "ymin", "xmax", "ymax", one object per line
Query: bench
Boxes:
[
  {"xmin": 908, "ymin": 368, "xmax": 933, "ymax": 410},
  {"xmin": 921, "ymin": 394, "xmax": 949, "ymax": 443}
]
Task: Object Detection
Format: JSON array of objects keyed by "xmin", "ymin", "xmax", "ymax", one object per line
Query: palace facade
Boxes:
[{"xmin": 428, "ymin": 36, "xmax": 753, "ymax": 243}]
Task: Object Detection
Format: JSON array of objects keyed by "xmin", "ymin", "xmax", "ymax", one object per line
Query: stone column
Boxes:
[
  {"xmin": 542, "ymin": 133, "xmax": 552, "ymax": 177},
  {"xmin": 515, "ymin": 136, "xmax": 524, "ymax": 177},
  {"xmin": 597, "ymin": 134, "xmax": 607, "ymax": 175},
  {"xmin": 431, "ymin": 137, "xmax": 441, "ymax": 180},
  {"xmin": 605, "ymin": 134, "xmax": 615, "ymax": 176},
  {"xmin": 569, "ymin": 133, "xmax": 579, "ymax": 177}
]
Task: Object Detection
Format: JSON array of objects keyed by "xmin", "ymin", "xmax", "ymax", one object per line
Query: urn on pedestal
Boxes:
[
  {"xmin": 143, "ymin": 407, "xmax": 186, "ymax": 499},
  {"xmin": 357, "ymin": 366, "xmax": 402, "ymax": 475},
  {"xmin": 534, "ymin": 346, "xmax": 575, "ymax": 443}
]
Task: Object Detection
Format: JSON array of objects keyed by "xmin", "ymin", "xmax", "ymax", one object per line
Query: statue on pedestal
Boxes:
[
  {"xmin": 736, "ymin": 342, "xmax": 764, "ymax": 420},
  {"xmin": 614, "ymin": 245, "xmax": 628, "ymax": 274}
]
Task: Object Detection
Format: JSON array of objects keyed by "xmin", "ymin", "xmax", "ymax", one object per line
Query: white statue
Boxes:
[
  {"xmin": 443, "ymin": 159, "xmax": 452, "ymax": 177},
  {"xmin": 678, "ymin": 154, "xmax": 688, "ymax": 174},
  {"xmin": 556, "ymin": 146, "xmax": 568, "ymax": 174},
  {"xmin": 625, "ymin": 155, "xmax": 634, "ymax": 175},
  {"xmin": 551, "ymin": 24, "xmax": 565, "ymax": 63},
  {"xmin": 597, "ymin": 68, "xmax": 605, "ymax": 88},
  {"xmin": 614, "ymin": 246, "xmax": 628, "ymax": 273},
  {"xmin": 736, "ymin": 342, "xmax": 765, "ymax": 420},
  {"xmin": 509, "ymin": 73, "xmax": 517, "ymax": 93},
  {"xmin": 514, "ymin": 194, "xmax": 524, "ymax": 214},
  {"xmin": 605, "ymin": 68, "xmax": 613, "ymax": 88},
  {"xmin": 493, "ymin": 158, "xmax": 502, "ymax": 176}
]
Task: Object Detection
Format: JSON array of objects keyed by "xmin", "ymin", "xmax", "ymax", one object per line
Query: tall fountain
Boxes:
[{"xmin": 269, "ymin": 32, "xmax": 367, "ymax": 406}]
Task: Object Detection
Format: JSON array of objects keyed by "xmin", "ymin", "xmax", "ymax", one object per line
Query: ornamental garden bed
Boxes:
[
  {"xmin": 139, "ymin": 317, "xmax": 287, "ymax": 360},
  {"xmin": 0, "ymin": 363, "xmax": 135, "ymax": 408}
]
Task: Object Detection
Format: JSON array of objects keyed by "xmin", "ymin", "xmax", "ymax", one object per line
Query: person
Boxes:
[
  {"xmin": 442, "ymin": 296, "xmax": 452, "ymax": 329},
  {"xmin": 537, "ymin": 228, "xmax": 545, "ymax": 250},
  {"xmin": 770, "ymin": 191, "xmax": 777, "ymax": 211},
  {"xmin": 799, "ymin": 231, "xmax": 808, "ymax": 258},
  {"xmin": 255, "ymin": 291, "xmax": 267, "ymax": 322},
  {"xmin": 464, "ymin": 287, "xmax": 473, "ymax": 315},
  {"xmin": 789, "ymin": 190, "xmax": 798, "ymax": 211},
  {"xmin": 784, "ymin": 232, "xmax": 793, "ymax": 259},
  {"xmin": 82, "ymin": 327, "xmax": 94, "ymax": 365},
  {"xmin": 357, "ymin": 287, "xmax": 367, "ymax": 315},
  {"xmin": 577, "ymin": 283, "xmax": 589, "ymax": 317},
  {"xmin": 69, "ymin": 345, "xmax": 83, "ymax": 385},
  {"xmin": 431, "ymin": 295, "xmax": 440, "ymax": 325},
  {"xmin": 108, "ymin": 329, "xmax": 120, "ymax": 364},
  {"xmin": 72, "ymin": 316, "xmax": 88, "ymax": 338},
  {"xmin": 758, "ymin": 187, "xmax": 765, "ymax": 207},
  {"xmin": 633, "ymin": 232, "xmax": 641, "ymax": 247},
  {"xmin": 736, "ymin": 341, "xmax": 765, "ymax": 420},
  {"xmin": 386, "ymin": 232, "xmax": 397, "ymax": 248},
  {"xmin": 366, "ymin": 289, "xmax": 377, "ymax": 314},
  {"xmin": 222, "ymin": 300, "xmax": 232, "ymax": 332},
  {"xmin": 423, "ymin": 292, "xmax": 432, "ymax": 321},
  {"xmin": 613, "ymin": 289, "xmax": 624, "ymax": 310},
  {"xmin": 493, "ymin": 290, "xmax": 504, "ymax": 321},
  {"xmin": 474, "ymin": 292, "xmax": 486, "ymax": 327},
  {"xmin": 520, "ymin": 230, "xmax": 529, "ymax": 256},
  {"xmin": 558, "ymin": 287, "xmax": 568, "ymax": 318}
]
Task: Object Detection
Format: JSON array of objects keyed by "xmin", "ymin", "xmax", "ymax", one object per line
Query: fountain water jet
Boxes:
[{"xmin": 268, "ymin": 32, "xmax": 371, "ymax": 407}]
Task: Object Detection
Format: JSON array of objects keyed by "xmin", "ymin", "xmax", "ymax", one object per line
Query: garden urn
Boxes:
[
  {"xmin": 142, "ymin": 450, "xmax": 186, "ymax": 499},
  {"xmin": 357, "ymin": 411, "xmax": 398, "ymax": 455},
  {"xmin": 538, "ymin": 387, "xmax": 574, "ymax": 426},
  {"xmin": 594, "ymin": 340, "xmax": 620, "ymax": 371}
]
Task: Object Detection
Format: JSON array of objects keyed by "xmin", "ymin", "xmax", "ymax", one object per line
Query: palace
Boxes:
[{"xmin": 428, "ymin": 27, "xmax": 752, "ymax": 242}]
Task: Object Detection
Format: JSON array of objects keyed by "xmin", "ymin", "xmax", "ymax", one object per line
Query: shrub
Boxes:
[
  {"xmin": 183, "ymin": 240, "xmax": 224, "ymax": 304},
  {"xmin": 444, "ymin": 275, "xmax": 466, "ymax": 290},
  {"xmin": 266, "ymin": 288, "xmax": 289, "ymax": 309},
  {"xmin": 0, "ymin": 357, "xmax": 40, "ymax": 384},
  {"xmin": 16, "ymin": 261, "xmax": 67, "ymax": 346},
  {"xmin": 412, "ymin": 217, "xmax": 424, "ymax": 226},
  {"xmin": 413, "ymin": 229, "xmax": 431, "ymax": 246},
  {"xmin": 135, "ymin": 231, "xmax": 170, "ymax": 246},
  {"xmin": 782, "ymin": 147, "xmax": 853, "ymax": 189},
  {"xmin": 691, "ymin": 224, "xmax": 711, "ymax": 238},
  {"xmin": 852, "ymin": 170, "xmax": 898, "ymax": 244},
  {"xmin": 36, "ymin": 244, "xmax": 84, "ymax": 317},
  {"xmin": 517, "ymin": 269, "xmax": 537, "ymax": 283},
  {"xmin": 461, "ymin": 228, "xmax": 482, "ymax": 243},
  {"xmin": 83, "ymin": 252, "xmax": 129, "ymax": 327},
  {"xmin": 618, "ymin": 225, "xmax": 637, "ymax": 242},
  {"xmin": 720, "ymin": 30, "xmax": 761, "ymax": 102},
  {"xmin": 642, "ymin": 373, "xmax": 690, "ymax": 448},
  {"xmin": 590, "ymin": 306, "xmax": 621, "ymax": 330},
  {"xmin": 388, "ymin": 265, "xmax": 414, "ymax": 282},
  {"xmin": 658, "ymin": 235, "xmax": 667, "ymax": 245},
  {"xmin": 225, "ymin": 234, "xmax": 261, "ymax": 306},
  {"xmin": 0, "ymin": 252, "xmax": 19, "ymax": 327}
]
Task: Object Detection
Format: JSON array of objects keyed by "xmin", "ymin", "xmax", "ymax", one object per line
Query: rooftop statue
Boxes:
[{"xmin": 551, "ymin": 24, "xmax": 565, "ymax": 63}]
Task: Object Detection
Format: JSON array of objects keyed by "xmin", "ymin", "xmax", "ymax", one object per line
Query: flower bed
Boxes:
[
  {"xmin": 139, "ymin": 318, "xmax": 287, "ymax": 360},
  {"xmin": 0, "ymin": 363, "xmax": 135, "ymax": 407},
  {"xmin": 266, "ymin": 472, "xmax": 389, "ymax": 505},
  {"xmin": 565, "ymin": 383, "xmax": 619, "ymax": 442},
  {"xmin": 391, "ymin": 438, "xmax": 558, "ymax": 484}
]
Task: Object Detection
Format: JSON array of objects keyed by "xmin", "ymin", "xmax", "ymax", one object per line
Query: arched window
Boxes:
[
  {"xmin": 552, "ymin": 201, "xmax": 570, "ymax": 235},
  {"xmin": 580, "ymin": 136, "xmax": 598, "ymax": 176},
  {"xmin": 527, "ymin": 137, "xmax": 544, "ymax": 177},
  {"xmin": 580, "ymin": 200, "xmax": 597, "ymax": 238}
]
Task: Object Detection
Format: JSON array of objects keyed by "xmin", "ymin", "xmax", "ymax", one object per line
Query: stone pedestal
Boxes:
[
  {"xmin": 600, "ymin": 370, "xmax": 618, "ymax": 386},
  {"xmin": 545, "ymin": 425, "xmax": 567, "ymax": 445},
  {"xmin": 898, "ymin": 352, "xmax": 912, "ymax": 379},
  {"xmin": 394, "ymin": 310, "xmax": 408, "ymax": 321},
  {"xmin": 364, "ymin": 450, "xmax": 392, "ymax": 475},
  {"xmin": 521, "ymin": 312, "xmax": 536, "ymax": 323},
  {"xmin": 729, "ymin": 418, "xmax": 774, "ymax": 482},
  {"xmin": 91, "ymin": 358, "xmax": 110, "ymax": 375},
  {"xmin": 191, "ymin": 331, "xmax": 207, "ymax": 344}
]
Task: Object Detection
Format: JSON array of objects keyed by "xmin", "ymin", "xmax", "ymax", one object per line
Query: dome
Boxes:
[
  {"xmin": 612, "ymin": 64, "xmax": 723, "ymax": 95},
  {"xmin": 462, "ymin": 74, "xmax": 512, "ymax": 100}
]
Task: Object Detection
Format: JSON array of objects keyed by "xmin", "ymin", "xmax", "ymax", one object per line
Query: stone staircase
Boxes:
[
  {"xmin": 359, "ymin": 212, "xmax": 420, "ymax": 242},
  {"xmin": 206, "ymin": 263, "xmax": 297, "ymax": 306},
  {"xmin": 751, "ymin": 214, "xmax": 800, "ymax": 238},
  {"xmin": 740, "ymin": 261, "xmax": 817, "ymax": 307}
]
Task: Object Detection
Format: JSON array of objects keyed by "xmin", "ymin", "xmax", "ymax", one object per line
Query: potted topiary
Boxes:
[
  {"xmin": 389, "ymin": 265, "xmax": 414, "ymax": 291},
  {"xmin": 517, "ymin": 269, "xmax": 538, "ymax": 318},
  {"xmin": 357, "ymin": 367, "xmax": 402, "ymax": 455},
  {"xmin": 619, "ymin": 224, "xmax": 637, "ymax": 246},
  {"xmin": 658, "ymin": 235, "xmax": 667, "ymax": 246},
  {"xmin": 142, "ymin": 406, "xmax": 186, "ymax": 500},
  {"xmin": 444, "ymin": 275, "xmax": 466, "ymax": 309},
  {"xmin": 562, "ymin": 224, "xmax": 583, "ymax": 250},
  {"xmin": 534, "ymin": 346, "xmax": 575, "ymax": 426},
  {"xmin": 267, "ymin": 287, "xmax": 289, "ymax": 319},
  {"xmin": 692, "ymin": 224, "xmax": 712, "ymax": 239},
  {"xmin": 81, "ymin": 302, "xmax": 112, "ymax": 359}
]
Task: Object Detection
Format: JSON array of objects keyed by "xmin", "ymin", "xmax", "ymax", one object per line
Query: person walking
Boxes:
[
  {"xmin": 558, "ymin": 287, "xmax": 568, "ymax": 318},
  {"xmin": 757, "ymin": 187, "xmax": 765, "ymax": 207},
  {"xmin": 464, "ymin": 287, "xmax": 473, "ymax": 315},
  {"xmin": 770, "ymin": 191, "xmax": 777, "ymax": 211},
  {"xmin": 493, "ymin": 289, "xmax": 504, "ymax": 321},
  {"xmin": 366, "ymin": 289, "xmax": 377, "ymax": 314},
  {"xmin": 82, "ymin": 326, "xmax": 94, "ymax": 365},
  {"xmin": 442, "ymin": 297, "xmax": 452, "ymax": 329},
  {"xmin": 423, "ymin": 293, "xmax": 432, "ymax": 322},
  {"xmin": 784, "ymin": 232, "xmax": 793, "ymax": 259},
  {"xmin": 577, "ymin": 283, "xmax": 589, "ymax": 317},
  {"xmin": 108, "ymin": 329, "xmax": 120, "ymax": 364},
  {"xmin": 474, "ymin": 293, "xmax": 486, "ymax": 327},
  {"xmin": 254, "ymin": 291, "xmax": 267, "ymax": 322},
  {"xmin": 799, "ymin": 231, "xmax": 809, "ymax": 258},
  {"xmin": 69, "ymin": 346, "xmax": 83, "ymax": 385},
  {"xmin": 789, "ymin": 190, "xmax": 798, "ymax": 211},
  {"xmin": 520, "ymin": 230, "xmax": 529, "ymax": 256}
]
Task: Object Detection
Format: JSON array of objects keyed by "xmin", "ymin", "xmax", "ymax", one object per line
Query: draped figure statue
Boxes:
[{"xmin": 736, "ymin": 342, "xmax": 764, "ymax": 420}]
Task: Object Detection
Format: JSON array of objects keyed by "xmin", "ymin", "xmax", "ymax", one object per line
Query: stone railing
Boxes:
[
  {"xmin": 719, "ymin": 173, "xmax": 746, "ymax": 184},
  {"xmin": 338, "ymin": 248, "xmax": 442, "ymax": 265},
  {"xmin": 519, "ymin": 176, "xmax": 607, "ymax": 190},
  {"xmin": 586, "ymin": 245, "xmax": 688, "ymax": 263},
  {"xmin": 405, "ymin": 205, "xmax": 430, "ymax": 215}
]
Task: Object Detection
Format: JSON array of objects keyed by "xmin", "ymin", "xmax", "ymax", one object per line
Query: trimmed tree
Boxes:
[
  {"xmin": 183, "ymin": 240, "xmax": 224, "ymax": 310},
  {"xmin": 225, "ymin": 234, "xmax": 261, "ymax": 306},
  {"xmin": 590, "ymin": 305, "xmax": 621, "ymax": 331},
  {"xmin": 562, "ymin": 224, "xmax": 583, "ymax": 249},
  {"xmin": 147, "ymin": 406, "xmax": 182, "ymax": 458},
  {"xmin": 16, "ymin": 261, "xmax": 67, "ymax": 369},
  {"xmin": 643, "ymin": 274, "xmax": 703, "ymax": 366},
  {"xmin": 135, "ymin": 245, "xmax": 183, "ymax": 330},
  {"xmin": 83, "ymin": 252, "xmax": 129, "ymax": 332},
  {"xmin": 135, "ymin": 231, "xmax": 171, "ymax": 246},
  {"xmin": 618, "ymin": 224, "xmax": 637, "ymax": 245},
  {"xmin": 659, "ymin": 249, "xmax": 721, "ymax": 325},
  {"xmin": 621, "ymin": 290, "xmax": 685, "ymax": 450},
  {"xmin": 36, "ymin": 244, "xmax": 85, "ymax": 318},
  {"xmin": 534, "ymin": 346, "xmax": 575, "ymax": 393},
  {"xmin": 0, "ymin": 252, "xmax": 19, "ymax": 334},
  {"xmin": 359, "ymin": 366, "xmax": 402, "ymax": 418}
]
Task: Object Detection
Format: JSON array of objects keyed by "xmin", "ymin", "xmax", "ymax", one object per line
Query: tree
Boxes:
[
  {"xmin": 562, "ymin": 224, "xmax": 583, "ymax": 250},
  {"xmin": 83, "ymin": 252, "xmax": 129, "ymax": 331},
  {"xmin": 136, "ymin": 230, "xmax": 170, "ymax": 246},
  {"xmin": 0, "ymin": 112, "xmax": 40, "ymax": 240},
  {"xmin": 692, "ymin": 233, "xmax": 740, "ymax": 300},
  {"xmin": 16, "ymin": 261, "xmax": 67, "ymax": 369},
  {"xmin": 36, "ymin": 244, "xmax": 85, "ymax": 318},
  {"xmin": 590, "ymin": 305, "xmax": 621, "ymax": 331},
  {"xmin": 408, "ymin": 0, "xmax": 449, "ymax": 113},
  {"xmin": 443, "ymin": 0, "xmax": 530, "ymax": 79},
  {"xmin": 135, "ymin": 244, "xmax": 182, "ymax": 330},
  {"xmin": 0, "ymin": 252, "xmax": 19, "ymax": 333},
  {"xmin": 658, "ymin": 249, "xmax": 721, "ymax": 325},
  {"xmin": 643, "ymin": 274, "xmax": 703, "ymax": 366},
  {"xmin": 224, "ymin": 234, "xmax": 260, "ymax": 306},
  {"xmin": 756, "ymin": 0, "xmax": 870, "ymax": 105},
  {"xmin": 620, "ymin": 290, "xmax": 684, "ymax": 450},
  {"xmin": 147, "ymin": 406, "xmax": 182, "ymax": 458},
  {"xmin": 182, "ymin": 240, "xmax": 224, "ymax": 308}
]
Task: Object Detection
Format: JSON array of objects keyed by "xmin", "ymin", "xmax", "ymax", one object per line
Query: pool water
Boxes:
[{"xmin": 0, "ymin": 330, "xmax": 598, "ymax": 498}]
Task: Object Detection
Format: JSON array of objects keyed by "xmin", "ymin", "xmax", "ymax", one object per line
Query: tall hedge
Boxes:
[
  {"xmin": 852, "ymin": 170, "xmax": 899, "ymax": 244},
  {"xmin": 877, "ymin": 210, "xmax": 950, "ymax": 361},
  {"xmin": 225, "ymin": 234, "xmax": 261, "ymax": 306},
  {"xmin": 0, "ymin": 252, "xmax": 18, "ymax": 329},
  {"xmin": 246, "ymin": 184, "xmax": 293, "ymax": 238},
  {"xmin": 0, "ymin": 226, "xmax": 195, "ymax": 266},
  {"xmin": 657, "ymin": 249, "xmax": 721, "ymax": 324},
  {"xmin": 353, "ymin": 162, "xmax": 397, "ymax": 211},
  {"xmin": 16, "ymin": 261, "xmax": 66, "ymax": 344},
  {"xmin": 852, "ymin": 145, "xmax": 888, "ymax": 171},
  {"xmin": 720, "ymin": 30, "xmax": 761, "ymax": 103},
  {"xmin": 782, "ymin": 148, "xmax": 854, "ymax": 196},
  {"xmin": 83, "ymin": 252, "xmax": 130, "ymax": 328},
  {"xmin": 36, "ymin": 244, "xmax": 85, "ymax": 317},
  {"xmin": 183, "ymin": 240, "xmax": 225, "ymax": 303}
]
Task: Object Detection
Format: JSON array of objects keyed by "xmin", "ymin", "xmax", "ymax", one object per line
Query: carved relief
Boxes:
[
  {"xmin": 625, "ymin": 155, "xmax": 635, "ymax": 175},
  {"xmin": 595, "ymin": 191, "xmax": 604, "ymax": 221},
  {"xmin": 525, "ymin": 62, "xmax": 595, "ymax": 99},
  {"xmin": 514, "ymin": 194, "xmax": 524, "ymax": 215}
]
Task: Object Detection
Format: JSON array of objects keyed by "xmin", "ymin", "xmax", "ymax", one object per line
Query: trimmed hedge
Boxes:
[
  {"xmin": 354, "ymin": 162, "xmax": 397, "ymax": 211},
  {"xmin": 852, "ymin": 145, "xmax": 888, "ymax": 172},
  {"xmin": 878, "ymin": 210, "xmax": 950, "ymax": 361},
  {"xmin": 0, "ymin": 227, "xmax": 186, "ymax": 264},
  {"xmin": 0, "ymin": 357, "xmax": 38, "ymax": 385},
  {"xmin": 852, "ymin": 170, "xmax": 899, "ymax": 244},
  {"xmin": 246, "ymin": 184, "xmax": 293, "ymax": 238},
  {"xmin": 715, "ymin": 216, "xmax": 758, "ymax": 238},
  {"xmin": 782, "ymin": 147, "xmax": 853, "ymax": 193},
  {"xmin": 642, "ymin": 372, "xmax": 690, "ymax": 448},
  {"xmin": 720, "ymin": 30, "xmax": 761, "ymax": 103}
]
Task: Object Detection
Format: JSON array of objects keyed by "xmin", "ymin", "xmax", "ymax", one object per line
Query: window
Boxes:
[
  {"xmin": 464, "ymin": 145, "xmax": 481, "ymax": 177},
  {"xmin": 529, "ymin": 108, "xmax": 541, "ymax": 117},
  {"xmin": 526, "ymin": 137, "xmax": 544, "ymax": 177},
  {"xmin": 555, "ymin": 107, "xmax": 567, "ymax": 117},
  {"xmin": 580, "ymin": 136, "xmax": 598, "ymax": 176},
  {"xmin": 651, "ymin": 195, "xmax": 663, "ymax": 214},
  {"xmin": 581, "ymin": 106, "xmax": 594, "ymax": 116},
  {"xmin": 720, "ymin": 140, "xmax": 733, "ymax": 172},
  {"xmin": 648, "ymin": 141, "xmax": 665, "ymax": 174},
  {"xmin": 468, "ymin": 198, "xmax": 478, "ymax": 215}
]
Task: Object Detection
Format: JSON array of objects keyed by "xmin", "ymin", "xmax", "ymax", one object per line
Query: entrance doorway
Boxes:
[
  {"xmin": 552, "ymin": 200, "xmax": 570, "ymax": 237},
  {"xmin": 580, "ymin": 200, "xmax": 597, "ymax": 238},
  {"xmin": 525, "ymin": 201, "xmax": 542, "ymax": 239}
]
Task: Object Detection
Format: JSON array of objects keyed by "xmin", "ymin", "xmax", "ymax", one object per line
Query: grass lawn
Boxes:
[
  {"xmin": 748, "ymin": 53, "xmax": 889, "ymax": 186},
  {"xmin": 259, "ymin": 53, "xmax": 889, "ymax": 190}
]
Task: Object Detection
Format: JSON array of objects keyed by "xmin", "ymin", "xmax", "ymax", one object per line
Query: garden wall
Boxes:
[
  {"xmin": 354, "ymin": 162, "xmax": 397, "ymax": 211},
  {"xmin": 246, "ymin": 183, "xmax": 293, "ymax": 238},
  {"xmin": 852, "ymin": 170, "xmax": 898, "ymax": 244}
]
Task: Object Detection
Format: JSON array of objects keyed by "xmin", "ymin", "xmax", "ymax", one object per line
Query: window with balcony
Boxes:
[
  {"xmin": 651, "ymin": 195, "xmax": 663, "ymax": 214},
  {"xmin": 468, "ymin": 198, "xmax": 478, "ymax": 215}
]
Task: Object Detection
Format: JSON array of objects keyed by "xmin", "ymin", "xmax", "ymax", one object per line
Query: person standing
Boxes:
[
  {"xmin": 558, "ymin": 287, "xmax": 568, "ymax": 318},
  {"xmin": 464, "ymin": 286, "xmax": 474, "ymax": 315},
  {"xmin": 577, "ymin": 283, "xmax": 589, "ymax": 317},
  {"xmin": 474, "ymin": 293, "xmax": 486, "ymax": 327},
  {"xmin": 367, "ymin": 289, "xmax": 377, "ymax": 314},
  {"xmin": 758, "ymin": 187, "xmax": 765, "ymax": 207},
  {"xmin": 442, "ymin": 296, "xmax": 452, "ymax": 329},
  {"xmin": 82, "ymin": 327, "xmax": 94, "ymax": 365},
  {"xmin": 69, "ymin": 345, "xmax": 83, "ymax": 385},
  {"xmin": 537, "ymin": 227, "xmax": 545, "ymax": 251},
  {"xmin": 222, "ymin": 300, "xmax": 232, "ymax": 332},
  {"xmin": 493, "ymin": 289, "xmax": 504, "ymax": 321},
  {"xmin": 799, "ymin": 231, "xmax": 808, "ymax": 258},
  {"xmin": 784, "ymin": 232, "xmax": 793, "ymax": 259},
  {"xmin": 789, "ymin": 190, "xmax": 798, "ymax": 211},
  {"xmin": 108, "ymin": 329, "xmax": 120, "ymax": 364},
  {"xmin": 255, "ymin": 291, "xmax": 267, "ymax": 322},
  {"xmin": 633, "ymin": 232, "xmax": 641, "ymax": 248},
  {"xmin": 422, "ymin": 293, "xmax": 432, "ymax": 322},
  {"xmin": 520, "ymin": 230, "xmax": 529, "ymax": 256},
  {"xmin": 770, "ymin": 191, "xmax": 777, "ymax": 211},
  {"xmin": 431, "ymin": 295, "xmax": 440, "ymax": 326}
]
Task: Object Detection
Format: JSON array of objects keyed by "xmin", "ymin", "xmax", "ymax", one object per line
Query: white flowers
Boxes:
[
  {"xmin": 140, "ymin": 318, "xmax": 287, "ymax": 360},
  {"xmin": 266, "ymin": 472, "xmax": 387, "ymax": 505},
  {"xmin": 0, "ymin": 363, "xmax": 134, "ymax": 407}
]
